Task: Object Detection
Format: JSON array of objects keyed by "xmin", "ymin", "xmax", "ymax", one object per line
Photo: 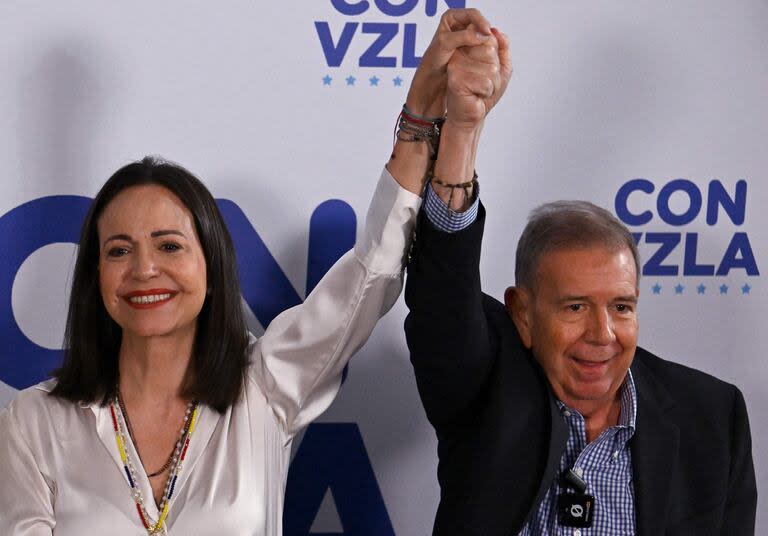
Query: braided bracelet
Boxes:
[
  {"xmin": 430, "ymin": 171, "xmax": 479, "ymax": 210},
  {"xmin": 402, "ymin": 104, "xmax": 444, "ymax": 123},
  {"xmin": 394, "ymin": 104, "xmax": 445, "ymax": 159}
]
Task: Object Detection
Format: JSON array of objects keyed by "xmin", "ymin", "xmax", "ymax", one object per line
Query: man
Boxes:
[{"xmin": 404, "ymin": 15, "xmax": 757, "ymax": 536}]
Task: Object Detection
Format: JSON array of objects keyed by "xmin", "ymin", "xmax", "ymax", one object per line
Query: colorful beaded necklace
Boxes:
[
  {"xmin": 117, "ymin": 394, "xmax": 186, "ymax": 478},
  {"xmin": 109, "ymin": 396, "xmax": 199, "ymax": 535}
]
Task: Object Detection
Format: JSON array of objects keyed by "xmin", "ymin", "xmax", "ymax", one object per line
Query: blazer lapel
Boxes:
[
  {"xmin": 519, "ymin": 367, "xmax": 569, "ymax": 531},
  {"xmin": 630, "ymin": 358, "xmax": 680, "ymax": 536},
  {"xmin": 538, "ymin": 390, "xmax": 569, "ymax": 503}
]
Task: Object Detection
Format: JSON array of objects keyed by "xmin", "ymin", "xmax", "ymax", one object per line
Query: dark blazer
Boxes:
[{"xmin": 404, "ymin": 207, "xmax": 757, "ymax": 536}]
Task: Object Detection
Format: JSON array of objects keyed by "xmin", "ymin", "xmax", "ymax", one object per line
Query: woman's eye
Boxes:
[
  {"xmin": 161, "ymin": 242, "xmax": 182, "ymax": 252},
  {"xmin": 107, "ymin": 247, "xmax": 129, "ymax": 257}
]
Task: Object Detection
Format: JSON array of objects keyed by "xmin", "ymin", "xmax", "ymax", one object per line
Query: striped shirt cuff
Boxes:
[{"xmin": 423, "ymin": 182, "xmax": 480, "ymax": 233}]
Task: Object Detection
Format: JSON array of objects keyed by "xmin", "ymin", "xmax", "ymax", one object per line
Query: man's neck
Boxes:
[
  {"xmin": 565, "ymin": 391, "xmax": 623, "ymax": 444},
  {"xmin": 583, "ymin": 398, "xmax": 622, "ymax": 443}
]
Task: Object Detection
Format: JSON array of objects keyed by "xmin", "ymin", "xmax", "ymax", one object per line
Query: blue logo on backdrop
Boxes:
[
  {"xmin": 0, "ymin": 195, "xmax": 394, "ymax": 534},
  {"xmin": 317, "ymin": 0, "xmax": 466, "ymax": 88},
  {"xmin": 614, "ymin": 178, "xmax": 759, "ymax": 295}
]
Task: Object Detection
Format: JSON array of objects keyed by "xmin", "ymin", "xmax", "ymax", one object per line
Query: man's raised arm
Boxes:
[{"xmin": 404, "ymin": 13, "xmax": 512, "ymax": 429}]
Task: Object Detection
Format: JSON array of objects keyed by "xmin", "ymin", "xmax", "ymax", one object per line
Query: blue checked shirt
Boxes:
[
  {"xmin": 518, "ymin": 372, "xmax": 637, "ymax": 536},
  {"xmin": 422, "ymin": 182, "xmax": 480, "ymax": 232},
  {"xmin": 424, "ymin": 187, "xmax": 639, "ymax": 536}
]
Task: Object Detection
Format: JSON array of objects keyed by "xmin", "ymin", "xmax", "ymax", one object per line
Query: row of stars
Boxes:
[
  {"xmin": 650, "ymin": 283, "xmax": 752, "ymax": 295},
  {"xmin": 322, "ymin": 74, "xmax": 404, "ymax": 87}
]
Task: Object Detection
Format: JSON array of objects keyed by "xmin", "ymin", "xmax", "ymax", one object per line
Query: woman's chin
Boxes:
[{"xmin": 119, "ymin": 322, "xmax": 189, "ymax": 340}]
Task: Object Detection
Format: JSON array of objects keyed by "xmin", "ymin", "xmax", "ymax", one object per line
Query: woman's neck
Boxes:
[{"xmin": 118, "ymin": 329, "xmax": 195, "ymax": 405}]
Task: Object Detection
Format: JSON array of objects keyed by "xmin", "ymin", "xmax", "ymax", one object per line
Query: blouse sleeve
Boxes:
[
  {"xmin": 0, "ymin": 402, "xmax": 55, "ymax": 535},
  {"xmin": 248, "ymin": 168, "xmax": 421, "ymax": 437}
]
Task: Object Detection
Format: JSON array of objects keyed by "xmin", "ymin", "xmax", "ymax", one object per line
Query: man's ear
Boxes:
[{"xmin": 504, "ymin": 286, "xmax": 533, "ymax": 349}]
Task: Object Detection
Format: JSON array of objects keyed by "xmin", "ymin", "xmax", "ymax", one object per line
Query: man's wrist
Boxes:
[
  {"xmin": 442, "ymin": 117, "xmax": 484, "ymax": 138},
  {"xmin": 433, "ymin": 120, "xmax": 483, "ymax": 184},
  {"xmin": 424, "ymin": 181, "xmax": 480, "ymax": 233}
]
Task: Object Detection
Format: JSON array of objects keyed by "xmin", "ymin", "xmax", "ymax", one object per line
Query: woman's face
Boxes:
[{"xmin": 97, "ymin": 185, "xmax": 208, "ymax": 340}]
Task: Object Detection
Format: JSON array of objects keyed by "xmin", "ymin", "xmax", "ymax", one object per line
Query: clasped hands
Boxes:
[{"xmin": 407, "ymin": 8, "xmax": 512, "ymax": 133}]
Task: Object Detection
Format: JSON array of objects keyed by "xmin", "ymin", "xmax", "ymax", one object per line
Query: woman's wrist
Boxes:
[{"xmin": 405, "ymin": 83, "xmax": 446, "ymax": 120}]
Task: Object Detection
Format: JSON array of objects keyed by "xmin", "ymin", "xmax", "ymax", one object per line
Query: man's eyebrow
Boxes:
[
  {"xmin": 557, "ymin": 295, "xmax": 639, "ymax": 303},
  {"xmin": 558, "ymin": 296, "xmax": 592, "ymax": 303}
]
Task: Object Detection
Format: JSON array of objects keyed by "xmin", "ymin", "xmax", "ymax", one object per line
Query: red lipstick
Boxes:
[{"xmin": 122, "ymin": 289, "xmax": 177, "ymax": 309}]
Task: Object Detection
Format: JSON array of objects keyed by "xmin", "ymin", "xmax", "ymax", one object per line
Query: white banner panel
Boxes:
[{"xmin": 1, "ymin": 1, "xmax": 765, "ymax": 533}]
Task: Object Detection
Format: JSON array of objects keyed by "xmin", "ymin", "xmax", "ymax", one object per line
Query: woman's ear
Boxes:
[{"xmin": 504, "ymin": 286, "xmax": 532, "ymax": 349}]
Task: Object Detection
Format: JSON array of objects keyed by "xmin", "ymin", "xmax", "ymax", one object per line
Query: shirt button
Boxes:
[
  {"xmin": 574, "ymin": 467, "xmax": 583, "ymax": 477},
  {"xmin": 574, "ymin": 530, "xmax": 582, "ymax": 536},
  {"xmin": 563, "ymin": 410, "xmax": 571, "ymax": 417},
  {"xmin": 613, "ymin": 450, "xmax": 619, "ymax": 459}
]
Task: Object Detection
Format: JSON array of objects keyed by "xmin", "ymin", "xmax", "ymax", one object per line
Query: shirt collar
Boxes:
[
  {"xmin": 33, "ymin": 378, "xmax": 105, "ymax": 412},
  {"xmin": 619, "ymin": 368, "xmax": 638, "ymax": 431}
]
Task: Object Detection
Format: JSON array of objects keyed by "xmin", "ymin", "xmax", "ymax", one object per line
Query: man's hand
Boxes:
[
  {"xmin": 406, "ymin": 9, "xmax": 496, "ymax": 119},
  {"xmin": 429, "ymin": 19, "xmax": 512, "ymax": 208},
  {"xmin": 445, "ymin": 27, "xmax": 512, "ymax": 131}
]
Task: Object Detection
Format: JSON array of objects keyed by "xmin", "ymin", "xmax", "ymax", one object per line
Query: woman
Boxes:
[{"xmin": 0, "ymin": 9, "xmax": 508, "ymax": 535}]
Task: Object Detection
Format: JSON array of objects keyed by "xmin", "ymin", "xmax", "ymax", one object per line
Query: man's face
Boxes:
[{"xmin": 508, "ymin": 246, "xmax": 639, "ymax": 411}]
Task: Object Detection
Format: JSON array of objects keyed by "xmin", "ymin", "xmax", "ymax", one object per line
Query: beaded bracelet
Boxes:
[{"xmin": 430, "ymin": 171, "xmax": 479, "ymax": 210}]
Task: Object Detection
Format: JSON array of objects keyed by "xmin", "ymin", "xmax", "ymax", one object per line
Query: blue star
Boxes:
[
  {"xmin": 322, "ymin": 75, "xmax": 332, "ymax": 86},
  {"xmin": 742, "ymin": 283, "xmax": 751, "ymax": 294},
  {"xmin": 674, "ymin": 283, "xmax": 684, "ymax": 295},
  {"xmin": 393, "ymin": 76, "xmax": 403, "ymax": 87},
  {"xmin": 345, "ymin": 75, "xmax": 356, "ymax": 86},
  {"xmin": 697, "ymin": 283, "xmax": 706, "ymax": 295},
  {"xmin": 369, "ymin": 75, "xmax": 380, "ymax": 86},
  {"xmin": 651, "ymin": 283, "xmax": 662, "ymax": 295},
  {"xmin": 719, "ymin": 284, "xmax": 728, "ymax": 295}
]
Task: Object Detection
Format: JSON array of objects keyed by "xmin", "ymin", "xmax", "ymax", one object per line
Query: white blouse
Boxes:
[{"xmin": 0, "ymin": 169, "xmax": 421, "ymax": 536}]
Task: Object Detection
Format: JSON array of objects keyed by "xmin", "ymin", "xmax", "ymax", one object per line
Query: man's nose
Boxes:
[{"xmin": 585, "ymin": 308, "xmax": 616, "ymax": 345}]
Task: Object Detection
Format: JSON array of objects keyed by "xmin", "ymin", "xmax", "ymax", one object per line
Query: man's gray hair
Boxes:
[{"xmin": 515, "ymin": 200, "xmax": 641, "ymax": 290}]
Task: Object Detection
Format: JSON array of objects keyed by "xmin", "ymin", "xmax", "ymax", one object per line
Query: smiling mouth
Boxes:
[
  {"xmin": 129, "ymin": 293, "xmax": 171, "ymax": 304},
  {"xmin": 571, "ymin": 356, "xmax": 611, "ymax": 369},
  {"xmin": 123, "ymin": 290, "xmax": 177, "ymax": 308}
]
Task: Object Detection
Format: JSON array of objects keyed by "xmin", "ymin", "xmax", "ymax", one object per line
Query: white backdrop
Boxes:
[{"xmin": 1, "ymin": 1, "xmax": 765, "ymax": 534}]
